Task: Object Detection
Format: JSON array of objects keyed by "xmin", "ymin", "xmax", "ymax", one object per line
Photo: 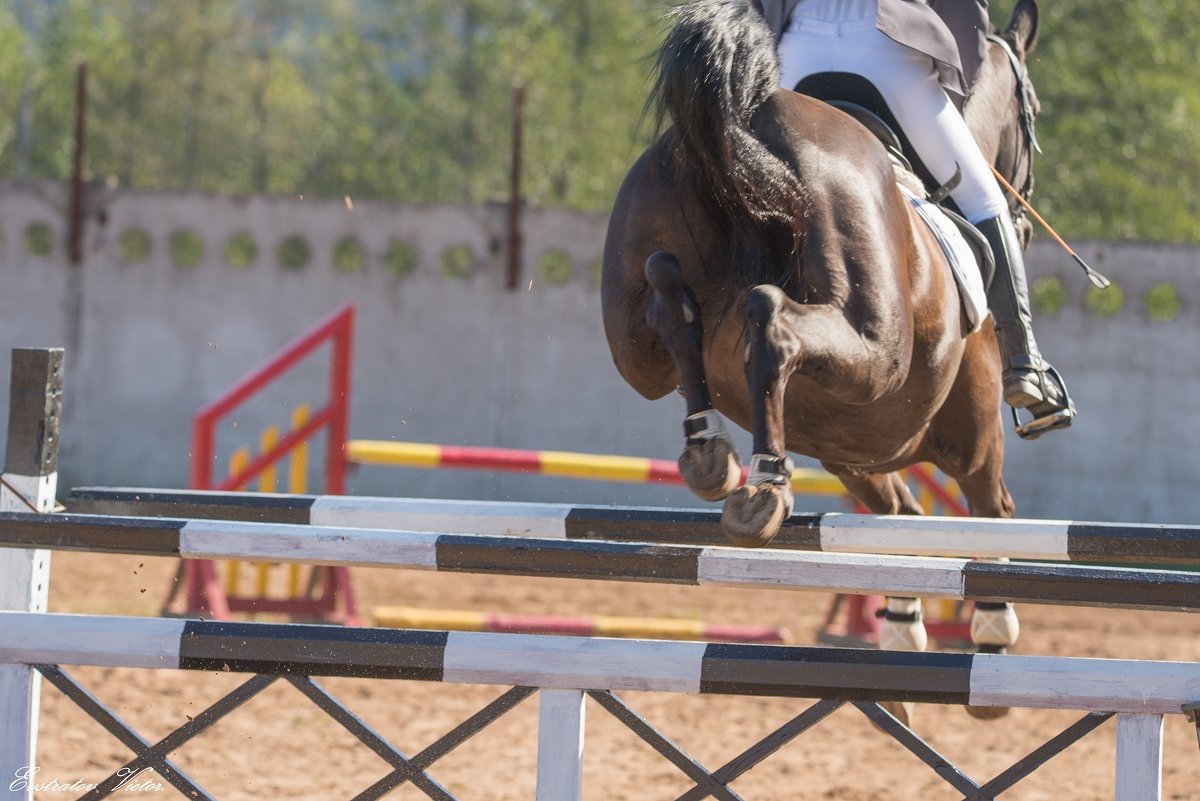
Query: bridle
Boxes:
[{"xmin": 986, "ymin": 33, "xmax": 1040, "ymax": 224}]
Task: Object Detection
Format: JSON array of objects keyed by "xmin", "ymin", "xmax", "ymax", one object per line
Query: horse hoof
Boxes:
[
  {"xmin": 965, "ymin": 704, "xmax": 1011, "ymax": 720},
  {"xmin": 720, "ymin": 483, "xmax": 790, "ymax": 547},
  {"xmin": 679, "ymin": 437, "xmax": 741, "ymax": 501},
  {"xmin": 880, "ymin": 701, "xmax": 915, "ymax": 729}
]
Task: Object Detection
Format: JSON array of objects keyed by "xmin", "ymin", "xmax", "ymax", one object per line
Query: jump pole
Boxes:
[
  {"xmin": 0, "ymin": 349, "xmax": 63, "ymax": 801},
  {"xmin": 4, "ymin": 513, "xmax": 1200, "ymax": 613},
  {"xmin": 67, "ymin": 488, "xmax": 1200, "ymax": 565}
]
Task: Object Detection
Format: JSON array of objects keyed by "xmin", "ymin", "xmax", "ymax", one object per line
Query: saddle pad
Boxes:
[{"xmin": 898, "ymin": 184, "xmax": 989, "ymax": 332}]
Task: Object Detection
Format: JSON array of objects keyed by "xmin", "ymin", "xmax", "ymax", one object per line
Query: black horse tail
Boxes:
[{"xmin": 651, "ymin": 0, "xmax": 806, "ymax": 268}]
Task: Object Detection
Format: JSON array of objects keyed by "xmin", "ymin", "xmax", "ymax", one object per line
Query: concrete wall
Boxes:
[{"xmin": 0, "ymin": 181, "xmax": 1196, "ymax": 522}]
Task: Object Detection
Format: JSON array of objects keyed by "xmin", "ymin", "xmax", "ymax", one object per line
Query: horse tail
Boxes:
[{"xmin": 651, "ymin": 0, "xmax": 806, "ymax": 266}]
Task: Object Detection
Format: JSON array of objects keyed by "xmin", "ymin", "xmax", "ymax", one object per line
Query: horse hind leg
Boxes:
[
  {"xmin": 722, "ymin": 283, "xmax": 906, "ymax": 546},
  {"xmin": 644, "ymin": 251, "xmax": 742, "ymax": 501},
  {"xmin": 719, "ymin": 285, "xmax": 799, "ymax": 547}
]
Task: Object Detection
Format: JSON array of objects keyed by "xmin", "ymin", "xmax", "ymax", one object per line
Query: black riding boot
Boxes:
[{"xmin": 978, "ymin": 215, "xmax": 1075, "ymax": 440}]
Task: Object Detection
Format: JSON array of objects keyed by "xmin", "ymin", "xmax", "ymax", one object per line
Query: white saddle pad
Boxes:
[{"xmin": 899, "ymin": 185, "xmax": 989, "ymax": 332}]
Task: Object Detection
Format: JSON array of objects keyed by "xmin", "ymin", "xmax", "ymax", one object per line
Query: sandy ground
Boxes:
[{"xmin": 30, "ymin": 550, "xmax": 1200, "ymax": 801}]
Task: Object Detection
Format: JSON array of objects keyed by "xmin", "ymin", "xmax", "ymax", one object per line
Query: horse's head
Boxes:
[{"xmin": 965, "ymin": 0, "xmax": 1042, "ymax": 247}]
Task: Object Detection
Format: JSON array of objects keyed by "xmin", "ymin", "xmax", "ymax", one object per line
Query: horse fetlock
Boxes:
[
  {"xmin": 971, "ymin": 601, "xmax": 1020, "ymax": 650},
  {"xmin": 879, "ymin": 597, "xmax": 928, "ymax": 652},
  {"xmin": 679, "ymin": 411, "xmax": 741, "ymax": 501}
]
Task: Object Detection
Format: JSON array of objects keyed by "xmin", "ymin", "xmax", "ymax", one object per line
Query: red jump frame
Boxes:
[{"xmin": 181, "ymin": 304, "xmax": 359, "ymax": 624}]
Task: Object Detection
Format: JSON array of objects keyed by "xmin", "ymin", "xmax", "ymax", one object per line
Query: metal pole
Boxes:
[
  {"xmin": 506, "ymin": 82, "xmax": 525, "ymax": 290},
  {"xmin": 68, "ymin": 61, "xmax": 88, "ymax": 266}
]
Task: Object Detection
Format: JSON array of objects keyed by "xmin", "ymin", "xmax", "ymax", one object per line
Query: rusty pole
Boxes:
[
  {"xmin": 68, "ymin": 61, "xmax": 88, "ymax": 266},
  {"xmin": 506, "ymin": 82, "xmax": 525, "ymax": 290}
]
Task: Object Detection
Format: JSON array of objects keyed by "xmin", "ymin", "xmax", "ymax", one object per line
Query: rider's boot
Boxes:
[{"xmin": 977, "ymin": 214, "xmax": 1075, "ymax": 440}]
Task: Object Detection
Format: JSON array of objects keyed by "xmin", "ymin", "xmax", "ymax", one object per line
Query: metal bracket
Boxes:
[{"xmin": 1184, "ymin": 702, "xmax": 1200, "ymax": 751}]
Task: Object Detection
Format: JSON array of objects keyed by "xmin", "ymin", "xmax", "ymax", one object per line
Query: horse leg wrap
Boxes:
[
  {"xmin": 683, "ymin": 410, "xmax": 734, "ymax": 448},
  {"xmin": 679, "ymin": 411, "xmax": 742, "ymax": 502},
  {"xmin": 971, "ymin": 601, "xmax": 1020, "ymax": 653},
  {"xmin": 747, "ymin": 452, "xmax": 793, "ymax": 486},
  {"xmin": 747, "ymin": 453, "xmax": 794, "ymax": 516},
  {"xmin": 878, "ymin": 597, "xmax": 928, "ymax": 652}
]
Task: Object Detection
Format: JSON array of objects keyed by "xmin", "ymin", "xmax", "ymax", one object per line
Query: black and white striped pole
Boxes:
[{"xmin": 0, "ymin": 348, "xmax": 63, "ymax": 801}]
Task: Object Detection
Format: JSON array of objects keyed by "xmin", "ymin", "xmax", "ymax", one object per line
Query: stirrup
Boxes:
[{"xmin": 1009, "ymin": 365, "xmax": 1075, "ymax": 440}]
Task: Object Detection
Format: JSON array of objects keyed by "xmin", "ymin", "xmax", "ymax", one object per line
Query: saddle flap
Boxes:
[{"xmin": 900, "ymin": 185, "xmax": 991, "ymax": 333}]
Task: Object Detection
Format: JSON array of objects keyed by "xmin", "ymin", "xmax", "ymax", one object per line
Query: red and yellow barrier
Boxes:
[{"xmin": 346, "ymin": 440, "xmax": 847, "ymax": 496}]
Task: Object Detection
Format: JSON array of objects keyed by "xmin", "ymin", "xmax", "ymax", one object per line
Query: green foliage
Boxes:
[
  {"xmin": 1144, "ymin": 282, "xmax": 1181, "ymax": 322},
  {"xmin": 223, "ymin": 231, "xmax": 258, "ymax": 269},
  {"xmin": 536, "ymin": 249, "xmax": 573, "ymax": 285},
  {"xmin": 384, "ymin": 239, "xmax": 420, "ymax": 278},
  {"xmin": 118, "ymin": 227, "xmax": 151, "ymax": 263},
  {"xmin": 1, "ymin": 1, "xmax": 1193, "ymax": 243},
  {"xmin": 23, "ymin": 221, "xmax": 53, "ymax": 256},
  {"xmin": 989, "ymin": 1, "xmax": 1200, "ymax": 243},
  {"xmin": 277, "ymin": 234, "xmax": 310, "ymax": 271},
  {"xmin": 169, "ymin": 228, "xmax": 204, "ymax": 269},
  {"xmin": 332, "ymin": 236, "xmax": 365, "ymax": 274},
  {"xmin": 1085, "ymin": 282, "xmax": 1124, "ymax": 318},
  {"xmin": 439, "ymin": 244, "xmax": 476, "ymax": 280},
  {"xmin": 1031, "ymin": 276, "xmax": 1066, "ymax": 316},
  {"xmin": 0, "ymin": 0, "xmax": 661, "ymax": 213}
]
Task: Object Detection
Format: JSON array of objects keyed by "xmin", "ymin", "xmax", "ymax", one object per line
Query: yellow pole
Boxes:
[
  {"xmin": 225, "ymin": 447, "xmax": 250, "ymax": 596},
  {"xmin": 254, "ymin": 427, "xmax": 280, "ymax": 598}
]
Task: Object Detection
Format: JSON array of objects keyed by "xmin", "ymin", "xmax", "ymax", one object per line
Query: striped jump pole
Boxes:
[
  {"xmin": 67, "ymin": 488, "xmax": 1200, "ymax": 565},
  {"xmin": 2, "ymin": 610, "xmax": 1197, "ymax": 714},
  {"xmin": 0, "ymin": 610, "xmax": 1193, "ymax": 800},
  {"xmin": 3, "ymin": 512, "xmax": 1200, "ymax": 612},
  {"xmin": 345, "ymin": 439, "xmax": 847, "ymax": 495}
]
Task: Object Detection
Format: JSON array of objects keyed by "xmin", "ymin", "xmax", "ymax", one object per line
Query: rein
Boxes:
[{"xmin": 986, "ymin": 33, "xmax": 1039, "ymax": 215}]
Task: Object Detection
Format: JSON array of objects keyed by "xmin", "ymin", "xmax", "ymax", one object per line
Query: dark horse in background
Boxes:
[{"xmin": 602, "ymin": 0, "xmax": 1044, "ymax": 717}]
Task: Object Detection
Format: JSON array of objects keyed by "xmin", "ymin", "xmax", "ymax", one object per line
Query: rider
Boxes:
[{"xmin": 753, "ymin": 0, "xmax": 1074, "ymax": 437}]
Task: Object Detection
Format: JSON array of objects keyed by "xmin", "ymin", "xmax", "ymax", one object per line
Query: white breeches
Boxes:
[{"xmin": 777, "ymin": 16, "xmax": 1008, "ymax": 224}]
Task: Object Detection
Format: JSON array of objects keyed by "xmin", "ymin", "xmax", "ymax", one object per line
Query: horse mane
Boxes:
[{"xmin": 649, "ymin": 0, "xmax": 807, "ymax": 288}]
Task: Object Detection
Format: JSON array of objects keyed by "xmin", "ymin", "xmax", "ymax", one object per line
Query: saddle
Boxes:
[{"xmin": 795, "ymin": 73, "xmax": 996, "ymax": 297}]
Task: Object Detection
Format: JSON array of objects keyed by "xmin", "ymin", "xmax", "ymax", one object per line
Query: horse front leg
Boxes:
[
  {"xmin": 836, "ymin": 471, "xmax": 929, "ymax": 729},
  {"xmin": 644, "ymin": 251, "xmax": 742, "ymax": 501},
  {"xmin": 932, "ymin": 327, "xmax": 1021, "ymax": 720}
]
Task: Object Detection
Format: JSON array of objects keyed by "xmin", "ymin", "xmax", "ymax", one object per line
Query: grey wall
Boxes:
[{"xmin": 0, "ymin": 181, "xmax": 1196, "ymax": 522}]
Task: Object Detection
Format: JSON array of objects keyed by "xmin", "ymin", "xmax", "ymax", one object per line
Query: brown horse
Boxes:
[{"xmin": 601, "ymin": 0, "xmax": 1044, "ymax": 701}]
